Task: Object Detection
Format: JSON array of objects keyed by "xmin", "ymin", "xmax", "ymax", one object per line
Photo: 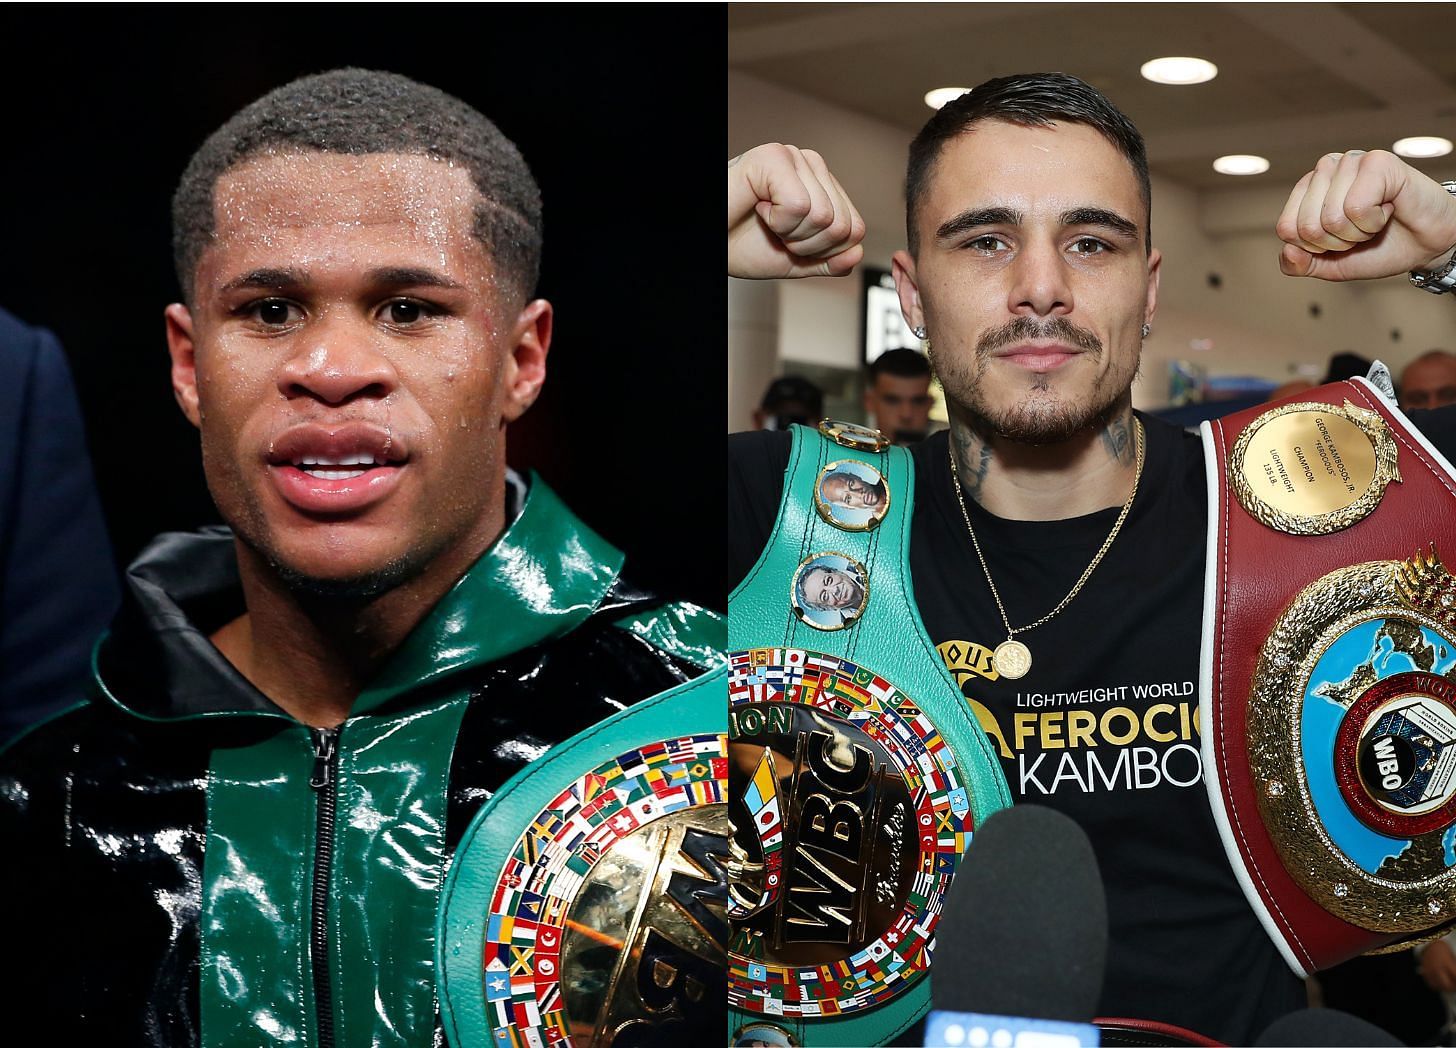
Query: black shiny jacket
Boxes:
[{"xmin": 0, "ymin": 480, "xmax": 722, "ymax": 1046}]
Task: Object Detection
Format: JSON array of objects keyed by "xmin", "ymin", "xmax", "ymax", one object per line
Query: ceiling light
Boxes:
[
  {"xmin": 924, "ymin": 87, "xmax": 971, "ymax": 110},
  {"xmin": 1213, "ymin": 154, "xmax": 1270, "ymax": 176},
  {"xmin": 1393, "ymin": 136, "xmax": 1453, "ymax": 159},
  {"xmin": 1140, "ymin": 57, "xmax": 1218, "ymax": 86}
]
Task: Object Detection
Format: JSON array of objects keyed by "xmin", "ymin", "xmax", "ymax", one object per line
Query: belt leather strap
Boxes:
[{"xmin": 728, "ymin": 423, "xmax": 1011, "ymax": 1046}]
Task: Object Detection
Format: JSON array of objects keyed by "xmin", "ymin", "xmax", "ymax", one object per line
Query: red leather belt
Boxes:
[{"xmin": 1204, "ymin": 377, "xmax": 1456, "ymax": 974}]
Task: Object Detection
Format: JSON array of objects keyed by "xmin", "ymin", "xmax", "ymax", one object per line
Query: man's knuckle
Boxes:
[{"xmin": 805, "ymin": 202, "xmax": 836, "ymax": 229}]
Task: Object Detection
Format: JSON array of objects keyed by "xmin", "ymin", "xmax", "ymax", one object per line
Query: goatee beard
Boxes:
[{"xmin": 930, "ymin": 316, "xmax": 1136, "ymax": 445}]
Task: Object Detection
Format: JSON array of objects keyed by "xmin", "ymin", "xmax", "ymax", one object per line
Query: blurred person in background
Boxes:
[
  {"xmin": 865, "ymin": 346, "xmax": 935, "ymax": 444},
  {"xmin": 753, "ymin": 374, "xmax": 824, "ymax": 431},
  {"xmin": 1400, "ymin": 349, "xmax": 1456, "ymax": 411}
]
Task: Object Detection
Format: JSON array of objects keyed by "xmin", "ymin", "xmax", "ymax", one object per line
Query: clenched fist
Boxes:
[
  {"xmin": 728, "ymin": 143, "xmax": 865, "ymax": 279},
  {"xmin": 1277, "ymin": 149, "xmax": 1456, "ymax": 281}
]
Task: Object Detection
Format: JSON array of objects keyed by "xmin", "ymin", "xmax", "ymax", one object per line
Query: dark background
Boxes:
[{"xmin": 0, "ymin": 4, "xmax": 724, "ymax": 611}]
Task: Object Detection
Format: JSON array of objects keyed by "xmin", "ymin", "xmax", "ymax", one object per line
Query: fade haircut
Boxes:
[
  {"xmin": 869, "ymin": 347, "xmax": 932, "ymax": 381},
  {"xmin": 171, "ymin": 68, "xmax": 543, "ymax": 304},
  {"xmin": 905, "ymin": 72, "xmax": 1151, "ymax": 255}
]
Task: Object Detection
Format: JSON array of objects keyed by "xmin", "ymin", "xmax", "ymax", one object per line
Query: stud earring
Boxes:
[
  {"xmin": 1140, "ymin": 323, "xmax": 1151, "ymax": 339},
  {"xmin": 912, "ymin": 325, "xmax": 927, "ymax": 340}
]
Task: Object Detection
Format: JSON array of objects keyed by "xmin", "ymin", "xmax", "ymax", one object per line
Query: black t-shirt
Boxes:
[{"xmin": 727, "ymin": 408, "xmax": 1456, "ymax": 1045}]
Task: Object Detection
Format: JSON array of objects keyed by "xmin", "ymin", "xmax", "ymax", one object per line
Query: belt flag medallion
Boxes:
[
  {"xmin": 1251, "ymin": 547, "xmax": 1456, "ymax": 933},
  {"xmin": 727, "ymin": 648, "xmax": 973, "ymax": 1019},
  {"xmin": 472, "ymin": 733, "xmax": 728, "ymax": 1046}
]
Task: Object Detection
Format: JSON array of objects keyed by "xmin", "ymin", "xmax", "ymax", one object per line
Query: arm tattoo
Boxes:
[{"xmin": 952, "ymin": 427, "xmax": 994, "ymax": 504}]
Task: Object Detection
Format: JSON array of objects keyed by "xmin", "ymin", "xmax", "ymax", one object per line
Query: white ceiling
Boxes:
[{"xmin": 728, "ymin": 2, "xmax": 1456, "ymax": 191}]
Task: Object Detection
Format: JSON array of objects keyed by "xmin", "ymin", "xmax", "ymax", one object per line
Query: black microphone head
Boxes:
[
  {"xmin": 930, "ymin": 804, "xmax": 1107, "ymax": 1023},
  {"xmin": 1253, "ymin": 1007, "xmax": 1403, "ymax": 1046}
]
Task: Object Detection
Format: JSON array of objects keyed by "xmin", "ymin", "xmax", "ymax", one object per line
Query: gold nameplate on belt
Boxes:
[{"xmin": 1230, "ymin": 400, "xmax": 1400, "ymax": 535}]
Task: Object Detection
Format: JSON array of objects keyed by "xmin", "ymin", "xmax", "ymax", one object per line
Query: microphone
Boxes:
[
  {"xmin": 1253, "ymin": 1008, "xmax": 1402, "ymax": 1046},
  {"xmin": 924, "ymin": 805, "xmax": 1108, "ymax": 1047}
]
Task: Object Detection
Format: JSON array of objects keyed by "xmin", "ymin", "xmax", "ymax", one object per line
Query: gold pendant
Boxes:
[{"xmin": 993, "ymin": 639, "xmax": 1031, "ymax": 680}]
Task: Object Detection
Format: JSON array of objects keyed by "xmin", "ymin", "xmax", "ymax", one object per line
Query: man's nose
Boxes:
[
  {"xmin": 1007, "ymin": 240, "xmax": 1074, "ymax": 318},
  {"xmin": 276, "ymin": 318, "xmax": 399, "ymax": 405}
]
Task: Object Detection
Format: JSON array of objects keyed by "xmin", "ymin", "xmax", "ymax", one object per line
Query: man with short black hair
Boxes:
[
  {"xmin": 1, "ymin": 68, "xmax": 724, "ymax": 1044},
  {"xmin": 753, "ymin": 374, "xmax": 824, "ymax": 431},
  {"xmin": 728, "ymin": 73, "xmax": 1456, "ymax": 1045},
  {"xmin": 865, "ymin": 347, "xmax": 934, "ymax": 444}
]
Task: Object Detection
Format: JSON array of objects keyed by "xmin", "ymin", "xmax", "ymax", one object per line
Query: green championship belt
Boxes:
[
  {"xmin": 438, "ymin": 665, "xmax": 728, "ymax": 1047},
  {"xmin": 727, "ymin": 421, "xmax": 1012, "ymax": 1047}
]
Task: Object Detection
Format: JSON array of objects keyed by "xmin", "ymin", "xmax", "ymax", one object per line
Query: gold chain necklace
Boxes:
[{"xmin": 947, "ymin": 417, "xmax": 1145, "ymax": 680}]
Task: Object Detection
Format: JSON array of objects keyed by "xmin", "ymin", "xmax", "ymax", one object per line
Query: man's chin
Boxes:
[
  {"xmin": 264, "ymin": 549, "xmax": 423, "ymax": 602},
  {"xmin": 970, "ymin": 388, "xmax": 1125, "ymax": 446}
]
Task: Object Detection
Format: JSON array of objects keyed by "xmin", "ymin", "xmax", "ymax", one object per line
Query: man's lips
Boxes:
[
  {"xmin": 264, "ymin": 422, "xmax": 409, "ymax": 515},
  {"xmin": 992, "ymin": 342, "xmax": 1085, "ymax": 371}
]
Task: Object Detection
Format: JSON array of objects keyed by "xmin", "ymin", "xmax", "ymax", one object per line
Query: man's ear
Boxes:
[
  {"xmin": 500, "ymin": 298, "xmax": 552, "ymax": 425},
  {"xmin": 164, "ymin": 303, "xmax": 203, "ymax": 429},
  {"xmin": 891, "ymin": 250, "xmax": 925, "ymax": 334},
  {"xmin": 1145, "ymin": 247, "xmax": 1162, "ymax": 329}
]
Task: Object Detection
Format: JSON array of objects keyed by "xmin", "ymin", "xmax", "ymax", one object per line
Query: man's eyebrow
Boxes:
[
  {"xmin": 367, "ymin": 267, "xmax": 466, "ymax": 291},
  {"xmin": 216, "ymin": 266, "xmax": 468, "ymax": 295},
  {"xmin": 1061, "ymin": 207, "xmax": 1140, "ymax": 240},
  {"xmin": 935, "ymin": 206, "xmax": 1022, "ymax": 242},
  {"xmin": 219, "ymin": 267, "xmax": 308, "ymax": 295},
  {"xmin": 934, "ymin": 205, "xmax": 1142, "ymax": 243}
]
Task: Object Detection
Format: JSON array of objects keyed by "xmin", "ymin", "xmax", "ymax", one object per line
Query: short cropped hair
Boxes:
[
  {"xmin": 171, "ymin": 68, "xmax": 543, "ymax": 304},
  {"xmin": 869, "ymin": 348, "xmax": 931, "ymax": 382},
  {"xmin": 905, "ymin": 72, "xmax": 1151, "ymax": 255}
]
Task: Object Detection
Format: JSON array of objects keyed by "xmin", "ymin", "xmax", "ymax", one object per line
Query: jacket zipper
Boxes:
[{"xmin": 310, "ymin": 726, "xmax": 341, "ymax": 1048}]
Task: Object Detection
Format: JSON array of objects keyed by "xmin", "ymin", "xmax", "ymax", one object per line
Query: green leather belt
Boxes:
[{"xmin": 727, "ymin": 421, "xmax": 1012, "ymax": 1047}]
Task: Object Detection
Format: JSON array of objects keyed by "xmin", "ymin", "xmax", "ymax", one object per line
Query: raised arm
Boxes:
[
  {"xmin": 728, "ymin": 143, "xmax": 866, "ymax": 279},
  {"xmin": 1277, "ymin": 149, "xmax": 1456, "ymax": 282}
]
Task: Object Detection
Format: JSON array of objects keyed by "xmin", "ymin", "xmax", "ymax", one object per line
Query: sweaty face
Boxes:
[
  {"xmin": 822, "ymin": 474, "xmax": 881, "ymax": 509},
  {"xmin": 895, "ymin": 121, "xmax": 1159, "ymax": 444},
  {"xmin": 168, "ymin": 152, "xmax": 546, "ymax": 597},
  {"xmin": 802, "ymin": 567, "xmax": 861, "ymax": 610},
  {"xmin": 1400, "ymin": 356, "xmax": 1456, "ymax": 411}
]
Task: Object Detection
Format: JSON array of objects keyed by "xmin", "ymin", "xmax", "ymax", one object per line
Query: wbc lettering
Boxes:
[{"xmin": 781, "ymin": 729, "xmax": 877, "ymax": 945}]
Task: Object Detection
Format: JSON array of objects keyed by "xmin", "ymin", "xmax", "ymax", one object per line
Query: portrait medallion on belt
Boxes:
[
  {"xmin": 790, "ymin": 553, "xmax": 870, "ymax": 632},
  {"xmin": 814, "ymin": 460, "xmax": 891, "ymax": 533}
]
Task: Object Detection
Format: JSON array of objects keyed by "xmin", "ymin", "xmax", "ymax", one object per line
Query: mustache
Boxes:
[{"xmin": 974, "ymin": 316, "xmax": 1102, "ymax": 358}]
